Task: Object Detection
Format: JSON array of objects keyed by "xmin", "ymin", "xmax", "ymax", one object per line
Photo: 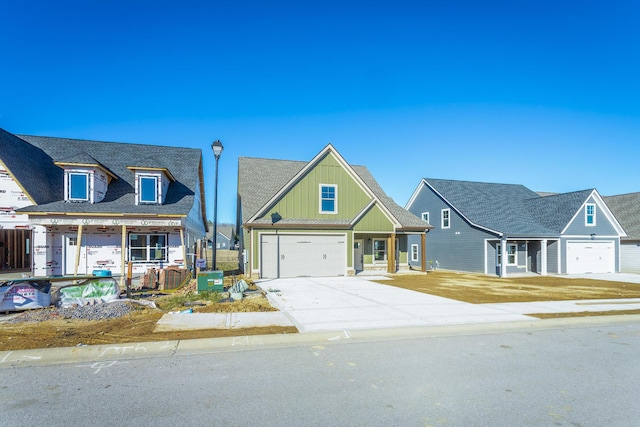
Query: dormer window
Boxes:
[
  {"xmin": 55, "ymin": 157, "xmax": 116, "ymax": 204},
  {"xmin": 139, "ymin": 175, "xmax": 159, "ymax": 204},
  {"xmin": 128, "ymin": 166, "xmax": 174, "ymax": 206},
  {"xmin": 68, "ymin": 172, "xmax": 89, "ymax": 201}
]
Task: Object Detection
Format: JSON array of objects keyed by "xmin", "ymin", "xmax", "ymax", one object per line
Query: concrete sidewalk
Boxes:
[
  {"xmin": 483, "ymin": 298, "xmax": 640, "ymax": 315},
  {"xmin": 154, "ymin": 311, "xmax": 294, "ymax": 332}
]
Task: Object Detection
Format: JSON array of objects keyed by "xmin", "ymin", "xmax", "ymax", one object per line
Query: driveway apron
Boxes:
[{"xmin": 258, "ymin": 277, "xmax": 533, "ymax": 333}]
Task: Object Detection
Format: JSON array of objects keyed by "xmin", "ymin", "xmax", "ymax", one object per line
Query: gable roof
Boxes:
[
  {"xmin": 207, "ymin": 225, "xmax": 234, "ymax": 241},
  {"xmin": 0, "ymin": 129, "xmax": 205, "ymax": 220},
  {"xmin": 604, "ymin": 193, "xmax": 640, "ymax": 240},
  {"xmin": 414, "ymin": 178, "xmax": 617, "ymax": 237},
  {"xmin": 238, "ymin": 145, "xmax": 426, "ymax": 230}
]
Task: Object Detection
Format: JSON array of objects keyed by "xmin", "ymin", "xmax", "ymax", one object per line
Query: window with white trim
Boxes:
[
  {"xmin": 441, "ymin": 209, "xmax": 450, "ymax": 229},
  {"xmin": 68, "ymin": 172, "xmax": 89, "ymax": 201},
  {"xmin": 585, "ymin": 203, "xmax": 596, "ymax": 226},
  {"xmin": 129, "ymin": 234, "xmax": 168, "ymax": 262},
  {"xmin": 497, "ymin": 243, "xmax": 517, "ymax": 265},
  {"xmin": 373, "ymin": 239, "xmax": 387, "ymax": 262},
  {"xmin": 421, "ymin": 212, "xmax": 430, "ymax": 223},
  {"xmin": 139, "ymin": 175, "xmax": 159, "ymax": 204},
  {"xmin": 507, "ymin": 244, "xmax": 517, "ymax": 265},
  {"xmin": 320, "ymin": 184, "xmax": 337, "ymax": 214},
  {"xmin": 411, "ymin": 244, "xmax": 419, "ymax": 262}
]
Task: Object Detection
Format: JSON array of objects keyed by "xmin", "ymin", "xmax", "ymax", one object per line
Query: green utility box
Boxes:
[{"xmin": 197, "ymin": 271, "xmax": 224, "ymax": 293}]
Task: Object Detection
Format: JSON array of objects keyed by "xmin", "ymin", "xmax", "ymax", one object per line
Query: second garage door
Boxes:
[
  {"xmin": 261, "ymin": 234, "xmax": 346, "ymax": 278},
  {"xmin": 566, "ymin": 241, "xmax": 615, "ymax": 274}
]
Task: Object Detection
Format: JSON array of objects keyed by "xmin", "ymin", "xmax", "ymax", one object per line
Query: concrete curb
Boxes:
[{"xmin": 3, "ymin": 314, "xmax": 640, "ymax": 369}]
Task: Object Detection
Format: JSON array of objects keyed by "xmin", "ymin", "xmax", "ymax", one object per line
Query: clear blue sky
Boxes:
[{"xmin": 2, "ymin": 1, "xmax": 639, "ymax": 224}]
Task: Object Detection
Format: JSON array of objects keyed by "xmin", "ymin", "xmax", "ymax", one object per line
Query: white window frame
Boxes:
[
  {"xmin": 497, "ymin": 243, "xmax": 517, "ymax": 266},
  {"xmin": 68, "ymin": 172, "xmax": 89, "ymax": 202},
  {"xmin": 373, "ymin": 239, "xmax": 387, "ymax": 263},
  {"xmin": 138, "ymin": 175, "xmax": 159, "ymax": 204},
  {"xmin": 319, "ymin": 184, "xmax": 337, "ymax": 214},
  {"xmin": 585, "ymin": 203, "xmax": 596, "ymax": 226},
  {"xmin": 421, "ymin": 212, "xmax": 430, "ymax": 223},
  {"xmin": 411, "ymin": 244, "xmax": 419, "ymax": 262},
  {"xmin": 506, "ymin": 243, "xmax": 517, "ymax": 265},
  {"xmin": 128, "ymin": 233, "xmax": 168, "ymax": 263},
  {"xmin": 441, "ymin": 208, "xmax": 450, "ymax": 229}
]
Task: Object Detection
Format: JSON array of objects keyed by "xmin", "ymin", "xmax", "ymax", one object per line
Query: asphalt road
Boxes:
[{"xmin": 2, "ymin": 319, "xmax": 640, "ymax": 426}]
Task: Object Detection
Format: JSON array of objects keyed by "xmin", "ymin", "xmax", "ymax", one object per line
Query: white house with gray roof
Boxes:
[
  {"xmin": 237, "ymin": 144, "xmax": 431, "ymax": 278},
  {"xmin": 405, "ymin": 178, "xmax": 626, "ymax": 277},
  {"xmin": 0, "ymin": 128, "xmax": 207, "ymax": 284},
  {"xmin": 604, "ymin": 193, "xmax": 640, "ymax": 273}
]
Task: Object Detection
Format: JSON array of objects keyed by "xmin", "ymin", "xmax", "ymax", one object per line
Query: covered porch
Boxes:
[{"xmin": 354, "ymin": 231, "xmax": 427, "ymax": 274}]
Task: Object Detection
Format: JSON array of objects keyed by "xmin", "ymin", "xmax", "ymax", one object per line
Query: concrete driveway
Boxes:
[{"xmin": 258, "ymin": 276, "xmax": 533, "ymax": 333}]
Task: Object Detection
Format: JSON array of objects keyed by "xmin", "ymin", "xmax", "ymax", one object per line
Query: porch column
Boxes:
[
  {"xmin": 180, "ymin": 228, "xmax": 187, "ymax": 270},
  {"xmin": 73, "ymin": 224, "xmax": 83, "ymax": 277},
  {"xmin": 421, "ymin": 233, "xmax": 427, "ymax": 272},
  {"xmin": 120, "ymin": 225, "xmax": 127, "ymax": 289},
  {"xmin": 500, "ymin": 237, "xmax": 507, "ymax": 278},
  {"xmin": 387, "ymin": 234, "xmax": 396, "ymax": 273},
  {"xmin": 391, "ymin": 233, "xmax": 396, "ymax": 273},
  {"xmin": 541, "ymin": 239, "xmax": 548, "ymax": 276}
]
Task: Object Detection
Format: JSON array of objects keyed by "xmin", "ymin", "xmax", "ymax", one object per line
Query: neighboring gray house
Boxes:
[
  {"xmin": 405, "ymin": 178, "xmax": 626, "ymax": 277},
  {"xmin": 207, "ymin": 225, "xmax": 234, "ymax": 249},
  {"xmin": 0, "ymin": 128, "xmax": 207, "ymax": 283},
  {"xmin": 603, "ymin": 193, "xmax": 640, "ymax": 273}
]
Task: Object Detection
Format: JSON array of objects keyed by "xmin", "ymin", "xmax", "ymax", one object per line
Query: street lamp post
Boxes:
[{"xmin": 211, "ymin": 140, "xmax": 223, "ymax": 270}]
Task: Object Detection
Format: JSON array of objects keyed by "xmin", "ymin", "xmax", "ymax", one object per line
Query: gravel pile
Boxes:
[{"xmin": 6, "ymin": 301, "xmax": 135, "ymax": 324}]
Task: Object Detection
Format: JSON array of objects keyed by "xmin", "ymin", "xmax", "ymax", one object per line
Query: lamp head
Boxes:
[{"xmin": 211, "ymin": 140, "xmax": 224, "ymax": 158}]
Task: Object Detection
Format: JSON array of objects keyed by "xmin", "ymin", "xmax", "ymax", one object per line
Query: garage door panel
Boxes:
[
  {"xmin": 566, "ymin": 241, "xmax": 614, "ymax": 274},
  {"xmin": 261, "ymin": 234, "xmax": 346, "ymax": 278},
  {"xmin": 260, "ymin": 235, "xmax": 278, "ymax": 278}
]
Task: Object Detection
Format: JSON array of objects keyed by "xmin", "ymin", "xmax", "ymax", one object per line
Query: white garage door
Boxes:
[
  {"xmin": 566, "ymin": 241, "xmax": 615, "ymax": 274},
  {"xmin": 260, "ymin": 234, "xmax": 346, "ymax": 278},
  {"xmin": 620, "ymin": 242, "xmax": 640, "ymax": 274}
]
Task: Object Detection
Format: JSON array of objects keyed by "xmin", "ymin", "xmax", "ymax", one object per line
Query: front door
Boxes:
[
  {"xmin": 354, "ymin": 239, "xmax": 364, "ymax": 271},
  {"xmin": 64, "ymin": 235, "xmax": 85, "ymax": 275}
]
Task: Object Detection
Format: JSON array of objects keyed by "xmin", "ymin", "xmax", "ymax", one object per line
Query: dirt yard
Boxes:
[
  {"xmin": 0, "ymin": 295, "xmax": 297, "ymax": 351},
  {"xmin": 378, "ymin": 271, "xmax": 640, "ymax": 303},
  {"xmin": 2, "ymin": 271, "xmax": 640, "ymax": 352}
]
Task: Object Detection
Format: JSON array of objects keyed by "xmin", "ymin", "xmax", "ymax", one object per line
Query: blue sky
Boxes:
[{"xmin": 2, "ymin": 1, "xmax": 639, "ymax": 224}]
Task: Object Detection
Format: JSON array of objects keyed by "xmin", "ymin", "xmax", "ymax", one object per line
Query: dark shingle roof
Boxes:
[
  {"xmin": 238, "ymin": 157, "xmax": 305, "ymax": 224},
  {"xmin": 0, "ymin": 129, "xmax": 203, "ymax": 216},
  {"xmin": 604, "ymin": 193, "xmax": 640, "ymax": 240},
  {"xmin": 0, "ymin": 128, "xmax": 62, "ymax": 204},
  {"xmin": 238, "ymin": 155, "xmax": 425, "ymax": 229},
  {"xmin": 425, "ymin": 178, "xmax": 595, "ymax": 237}
]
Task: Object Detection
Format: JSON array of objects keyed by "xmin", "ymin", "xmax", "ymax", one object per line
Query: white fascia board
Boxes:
[
  {"xmin": 560, "ymin": 189, "xmax": 627, "ymax": 237},
  {"xmin": 248, "ymin": 144, "xmax": 395, "ymax": 225},
  {"xmin": 404, "ymin": 179, "xmax": 427, "ymax": 210}
]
